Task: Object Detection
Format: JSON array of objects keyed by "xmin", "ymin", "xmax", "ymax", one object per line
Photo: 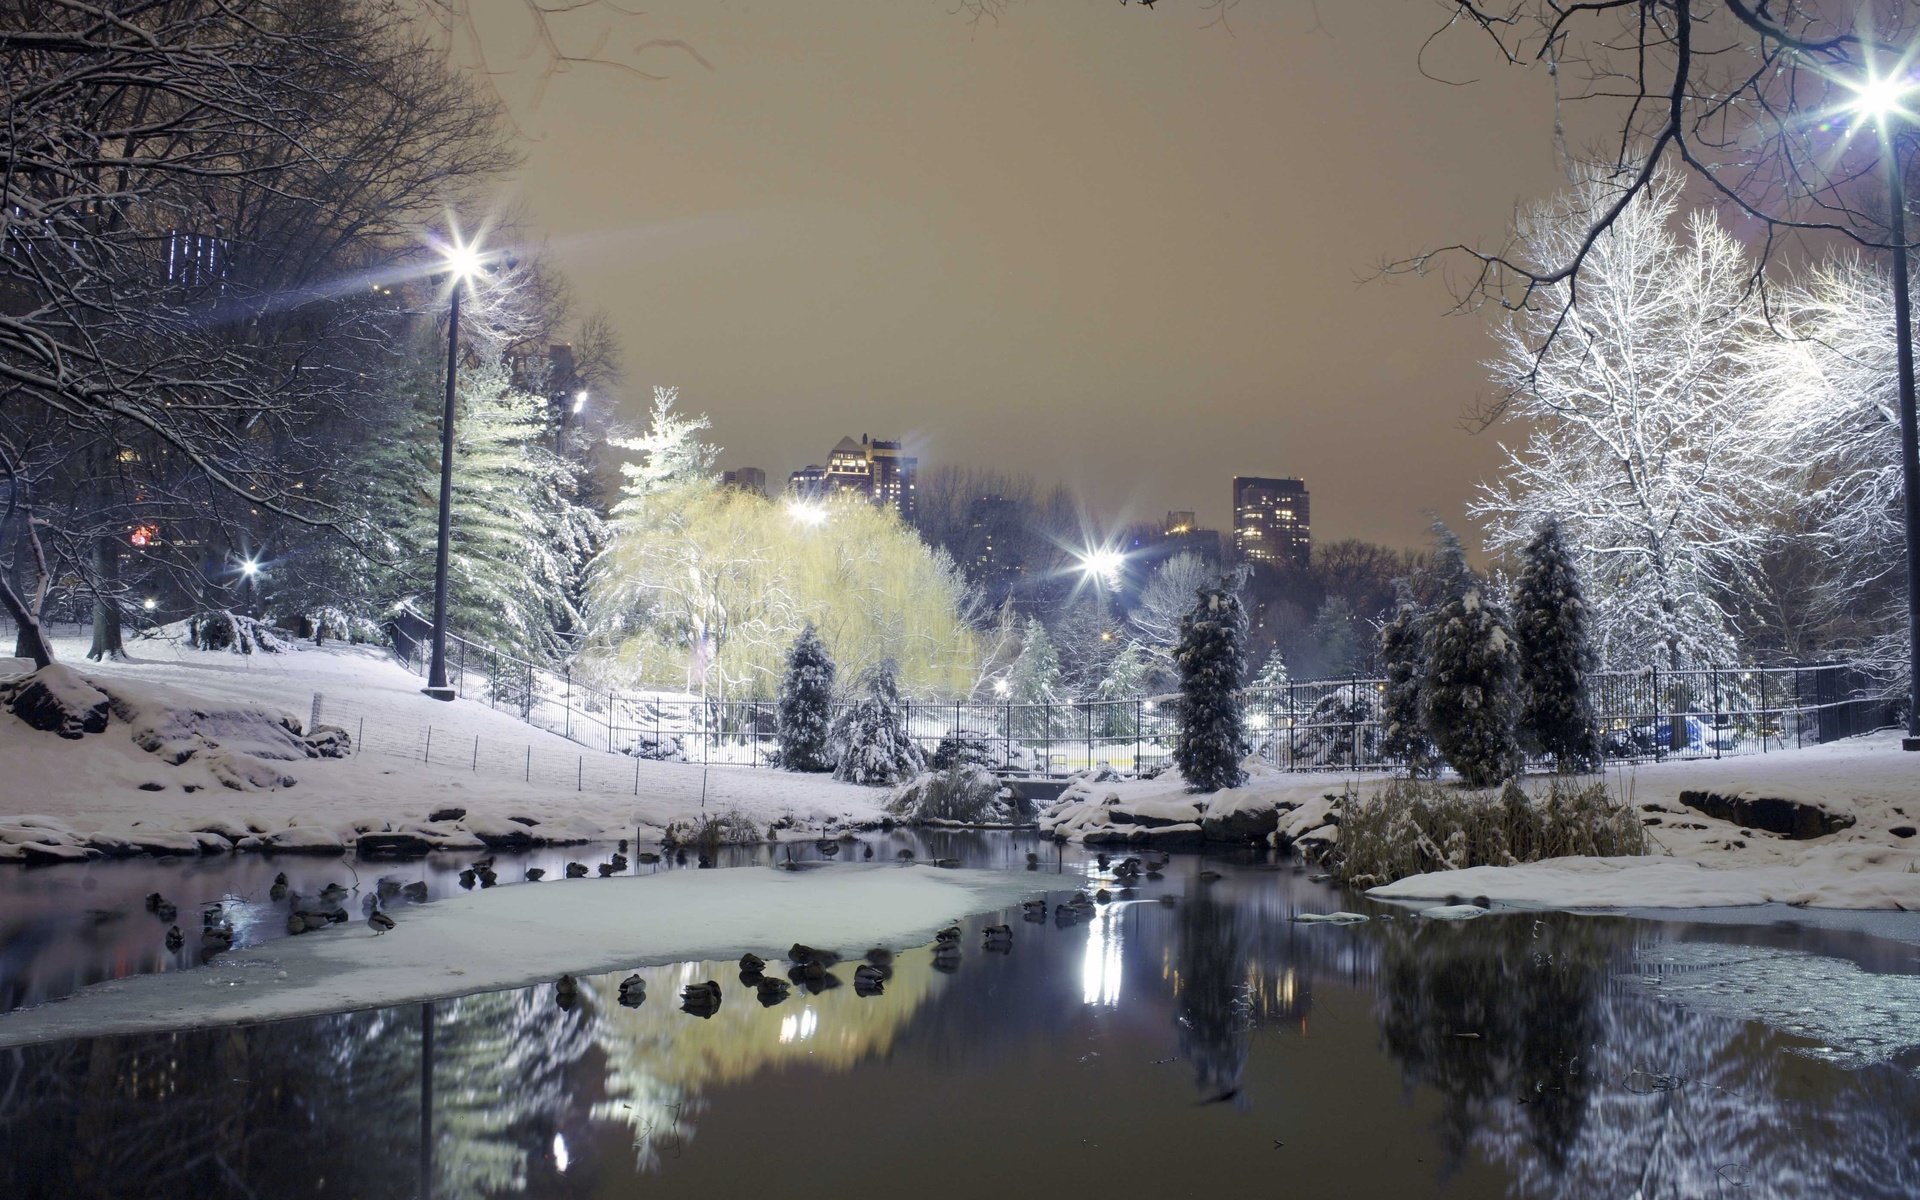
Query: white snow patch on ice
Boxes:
[{"xmin": 0, "ymin": 863, "xmax": 1037, "ymax": 1048}]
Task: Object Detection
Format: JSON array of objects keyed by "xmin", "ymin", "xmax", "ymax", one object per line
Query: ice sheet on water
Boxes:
[{"xmin": 1626, "ymin": 942, "xmax": 1920, "ymax": 1075}]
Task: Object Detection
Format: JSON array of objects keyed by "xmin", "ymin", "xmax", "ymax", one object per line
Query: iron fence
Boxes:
[{"xmin": 386, "ymin": 624, "xmax": 1896, "ymax": 778}]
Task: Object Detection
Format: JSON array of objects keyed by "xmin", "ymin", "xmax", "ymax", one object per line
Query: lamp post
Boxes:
[
  {"xmin": 1843, "ymin": 66, "xmax": 1920, "ymax": 747},
  {"xmin": 424, "ymin": 239, "xmax": 483, "ymax": 701}
]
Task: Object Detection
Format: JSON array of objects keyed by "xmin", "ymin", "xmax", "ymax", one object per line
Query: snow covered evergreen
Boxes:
[
  {"xmin": 1007, "ymin": 617, "xmax": 1064, "ymax": 740},
  {"xmin": 775, "ymin": 623, "xmax": 836, "ymax": 772},
  {"xmin": 1173, "ymin": 582, "xmax": 1247, "ymax": 792},
  {"xmin": 1420, "ymin": 527, "xmax": 1521, "ymax": 788},
  {"xmin": 1093, "ymin": 639, "xmax": 1149, "ymax": 738},
  {"xmin": 1511, "ymin": 519, "xmax": 1601, "ymax": 771},
  {"xmin": 1378, "ymin": 581, "xmax": 1438, "ymax": 776},
  {"xmin": 830, "ymin": 659, "xmax": 926, "ymax": 786}
]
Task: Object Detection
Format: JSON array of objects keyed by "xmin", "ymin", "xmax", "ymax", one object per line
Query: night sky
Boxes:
[{"xmin": 470, "ymin": 1, "xmax": 1566, "ymax": 548}]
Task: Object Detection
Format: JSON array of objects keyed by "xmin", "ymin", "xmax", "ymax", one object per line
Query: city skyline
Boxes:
[{"xmin": 486, "ymin": 1, "xmax": 1564, "ymax": 548}]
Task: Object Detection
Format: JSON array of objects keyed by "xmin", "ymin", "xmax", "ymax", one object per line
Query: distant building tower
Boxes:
[
  {"xmin": 866, "ymin": 437, "xmax": 916, "ymax": 521},
  {"xmin": 1232, "ymin": 476, "xmax": 1310, "ymax": 568},
  {"xmin": 788, "ymin": 434, "xmax": 917, "ymax": 521},
  {"xmin": 722, "ymin": 467, "xmax": 767, "ymax": 498}
]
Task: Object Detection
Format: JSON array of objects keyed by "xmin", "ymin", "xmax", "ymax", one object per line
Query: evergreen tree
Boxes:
[
  {"xmin": 1512, "ymin": 518, "xmax": 1601, "ymax": 772},
  {"xmin": 775, "ymin": 623, "xmax": 836, "ymax": 772},
  {"xmin": 1093, "ymin": 639, "xmax": 1149, "ymax": 738},
  {"xmin": 367, "ymin": 350, "xmax": 600, "ymax": 660},
  {"xmin": 1007, "ymin": 616, "xmax": 1064, "ymax": 739},
  {"xmin": 1379, "ymin": 580, "xmax": 1438, "ymax": 776},
  {"xmin": 831, "ymin": 660, "xmax": 926, "ymax": 786},
  {"xmin": 1250, "ymin": 648, "xmax": 1290, "ymax": 694},
  {"xmin": 1420, "ymin": 526, "xmax": 1521, "ymax": 787},
  {"xmin": 1173, "ymin": 582, "xmax": 1248, "ymax": 792},
  {"xmin": 1307, "ymin": 595, "xmax": 1360, "ymax": 678}
]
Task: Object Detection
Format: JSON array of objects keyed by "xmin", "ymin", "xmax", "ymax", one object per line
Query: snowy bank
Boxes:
[
  {"xmin": 0, "ymin": 863, "xmax": 1037, "ymax": 1048},
  {"xmin": 1364, "ymin": 733, "xmax": 1920, "ymax": 911},
  {"xmin": 1369, "ymin": 845, "xmax": 1920, "ymax": 911},
  {"xmin": 0, "ymin": 640, "xmax": 888, "ymax": 862}
]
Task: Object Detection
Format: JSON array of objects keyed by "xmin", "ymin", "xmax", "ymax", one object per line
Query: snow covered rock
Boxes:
[
  {"xmin": 1201, "ymin": 788, "xmax": 1288, "ymax": 843},
  {"xmin": 356, "ymin": 832, "xmax": 434, "ymax": 859},
  {"xmin": 264, "ymin": 825, "xmax": 345, "ymax": 854},
  {"xmin": 1677, "ymin": 789, "xmax": 1856, "ymax": 840},
  {"xmin": 1108, "ymin": 798, "xmax": 1203, "ymax": 828},
  {"xmin": 1, "ymin": 665, "xmax": 110, "ymax": 739}
]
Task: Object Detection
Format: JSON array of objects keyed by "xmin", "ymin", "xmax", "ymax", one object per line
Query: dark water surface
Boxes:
[{"xmin": 1, "ymin": 834, "xmax": 1917, "ymax": 1199}]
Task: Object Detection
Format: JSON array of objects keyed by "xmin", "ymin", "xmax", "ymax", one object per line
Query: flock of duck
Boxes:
[{"xmin": 143, "ymin": 843, "xmax": 1196, "ymax": 998}]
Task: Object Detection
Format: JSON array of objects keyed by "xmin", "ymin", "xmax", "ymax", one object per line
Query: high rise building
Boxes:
[
  {"xmin": 788, "ymin": 434, "xmax": 918, "ymax": 520},
  {"xmin": 1232, "ymin": 476, "xmax": 1310, "ymax": 568},
  {"xmin": 721, "ymin": 467, "xmax": 767, "ymax": 497}
]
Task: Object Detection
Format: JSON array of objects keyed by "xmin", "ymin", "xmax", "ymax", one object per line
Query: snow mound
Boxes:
[
  {"xmin": 0, "ymin": 863, "xmax": 1039, "ymax": 1048},
  {"xmin": 0, "ymin": 664, "xmax": 110, "ymax": 739},
  {"xmin": 1369, "ymin": 844, "xmax": 1920, "ymax": 911}
]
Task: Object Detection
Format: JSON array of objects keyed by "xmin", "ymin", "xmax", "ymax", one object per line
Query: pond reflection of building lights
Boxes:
[
  {"xmin": 778, "ymin": 1007, "xmax": 819, "ymax": 1044},
  {"xmin": 1081, "ymin": 905, "xmax": 1124, "ymax": 1007},
  {"xmin": 552, "ymin": 1132, "xmax": 570, "ymax": 1174}
]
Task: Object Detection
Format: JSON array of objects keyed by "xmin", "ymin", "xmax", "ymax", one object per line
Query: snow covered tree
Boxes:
[
  {"xmin": 367, "ymin": 348, "xmax": 600, "ymax": 661},
  {"xmin": 1742, "ymin": 255, "xmax": 1912, "ymax": 688},
  {"xmin": 590, "ymin": 425, "xmax": 976, "ymax": 699},
  {"xmin": 1053, "ymin": 592, "xmax": 1119, "ymax": 699},
  {"xmin": 1093, "ymin": 639, "xmax": 1149, "ymax": 738},
  {"xmin": 1475, "ymin": 170, "xmax": 1765, "ymax": 672},
  {"xmin": 1420, "ymin": 528, "xmax": 1521, "ymax": 788},
  {"xmin": 1250, "ymin": 648, "xmax": 1289, "ymax": 694},
  {"xmin": 831, "ymin": 660, "xmax": 926, "ymax": 786},
  {"xmin": 1173, "ymin": 582, "xmax": 1247, "ymax": 792},
  {"xmin": 1007, "ymin": 616, "xmax": 1065, "ymax": 740},
  {"xmin": 775, "ymin": 623, "xmax": 836, "ymax": 772},
  {"xmin": 1378, "ymin": 581, "xmax": 1437, "ymax": 776},
  {"xmin": 1129, "ymin": 552, "xmax": 1219, "ymax": 682},
  {"xmin": 1512, "ymin": 519, "xmax": 1601, "ymax": 772}
]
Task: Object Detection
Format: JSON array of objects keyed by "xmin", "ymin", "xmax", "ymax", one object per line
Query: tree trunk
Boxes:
[
  {"xmin": 1, "ymin": 570, "xmax": 52, "ymax": 668},
  {"xmin": 87, "ymin": 534, "xmax": 125, "ymax": 662}
]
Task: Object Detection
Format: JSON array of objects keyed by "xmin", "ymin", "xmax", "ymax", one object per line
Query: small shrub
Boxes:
[
  {"xmin": 890, "ymin": 764, "xmax": 1010, "ymax": 824},
  {"xmin": 1330, "ymin": 776, "xmax": 1646, "ymax": 888},
  {"xmin": 663, "ymin": 810, "xmax": 760, "ymax": 852},
  {"xmin": 930, "ymin": 729, "xmax": 994, "ymax": 770}
]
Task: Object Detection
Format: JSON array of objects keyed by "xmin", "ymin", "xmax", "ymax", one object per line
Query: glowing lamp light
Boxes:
[
  {"xmin": 442, "ymin": 238, "xmax": 484, "ymax": 281},
  {"xmin": 129, "ymin": 523, "xmax": 157, "ymax": 547},
  {"xmin": 786, "ymin": 499, "xmax": 828, "ymax": 528},
  {"xmin": 1844, "ymin": 68, "xmax": 1917, "ymax": 124},
  {"xmin": 1077, "ymin": 545, "xmax": 1126, "ymax": 589},
  {"xmin": 572, "ymin": 389, "xmax": 588, "ymax": 414},
  {"xmin": 142, "ymin": 598, "xmax": 157, "ymax": 611},
  {"xmin": 992, "ymin": 678, "xmax": 1011, "ymax": 697},
  {"xmin": 240, "ymin": 558, "xmax": 260, "ymax": 579}
]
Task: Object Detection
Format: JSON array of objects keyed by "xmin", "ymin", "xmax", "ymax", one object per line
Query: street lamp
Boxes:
[
  {"xmin": 424, "ymin": 235, "xmax": 485, "ymax": 701},
  {"xmin": 1076, "ymin": 545, "xmax": 1125, "ymax": 592},
  {"xmin": 1841, "ymin": 62, "xmax": 1920, "ymax": 747}
]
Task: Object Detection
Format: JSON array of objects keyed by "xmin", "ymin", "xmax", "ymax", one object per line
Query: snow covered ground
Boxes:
[
  {"xmin": 0, "ymin": 863, "xmax": 1038, "ymax": 1048},
  {"xmin": 0, "ymin": 631, "xmax": 887, "ymax": 860},
  {"xmin": 1038, "ymin": 735, "xmax": 1920, "ymax": 910}
]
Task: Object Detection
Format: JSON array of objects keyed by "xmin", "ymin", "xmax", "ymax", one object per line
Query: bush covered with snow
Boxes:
[
  {"xmin": 1329, "ymin": 777, "xmax": 1646, "ymax": 888},
  {"xmin": 1287, "ymin": 683, "xmax": 1381, "ymax": 768},
  {"xmin": 889, "ymin": 765, "xmax": 1017, "ymax": 825},
  {"xmin": 830, "ymin": 660, "xmax": 926, "ymax": 787},
  {"xmin": 188, "ymin": 611, "xmax": 286, "ymax": 655}
]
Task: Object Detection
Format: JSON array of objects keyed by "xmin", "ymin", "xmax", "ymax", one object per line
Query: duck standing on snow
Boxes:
[
  {"xmin": 525, "ymin": 868, "xmax": 545, "ymax": 882},
  {"xmin": 565, "ymin": 862, "xmax": 589, "ymax": 878},
  {"xmin": 164, "ymin": 925, "xmax": 184, "ymax": 952}
]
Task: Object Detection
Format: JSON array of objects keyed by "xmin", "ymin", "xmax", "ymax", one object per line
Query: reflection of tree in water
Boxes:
[
  {"xmin": 1372, "ymin": 916, "xmax": 1920, "ymax": 1198},
  {"xmin": 0, "ymin": 988, "xmax": 594, "ymax": 1199},
  {"xmin": 1373, "ymin": 914, "xmax": 1612, "ymax": 1172},
  {"xmin": 1173, "ymin": 885, "xmax": 1251, "ymax": 1103},
  {"xmin": 591, "ymin": 953, "xmax": 942, "ymax": 1171}
]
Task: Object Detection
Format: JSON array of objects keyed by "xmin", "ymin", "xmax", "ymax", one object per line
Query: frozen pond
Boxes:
[{"xmin": 2, "ymin": 837, "xmax": 1917, "ymax": 1198}]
